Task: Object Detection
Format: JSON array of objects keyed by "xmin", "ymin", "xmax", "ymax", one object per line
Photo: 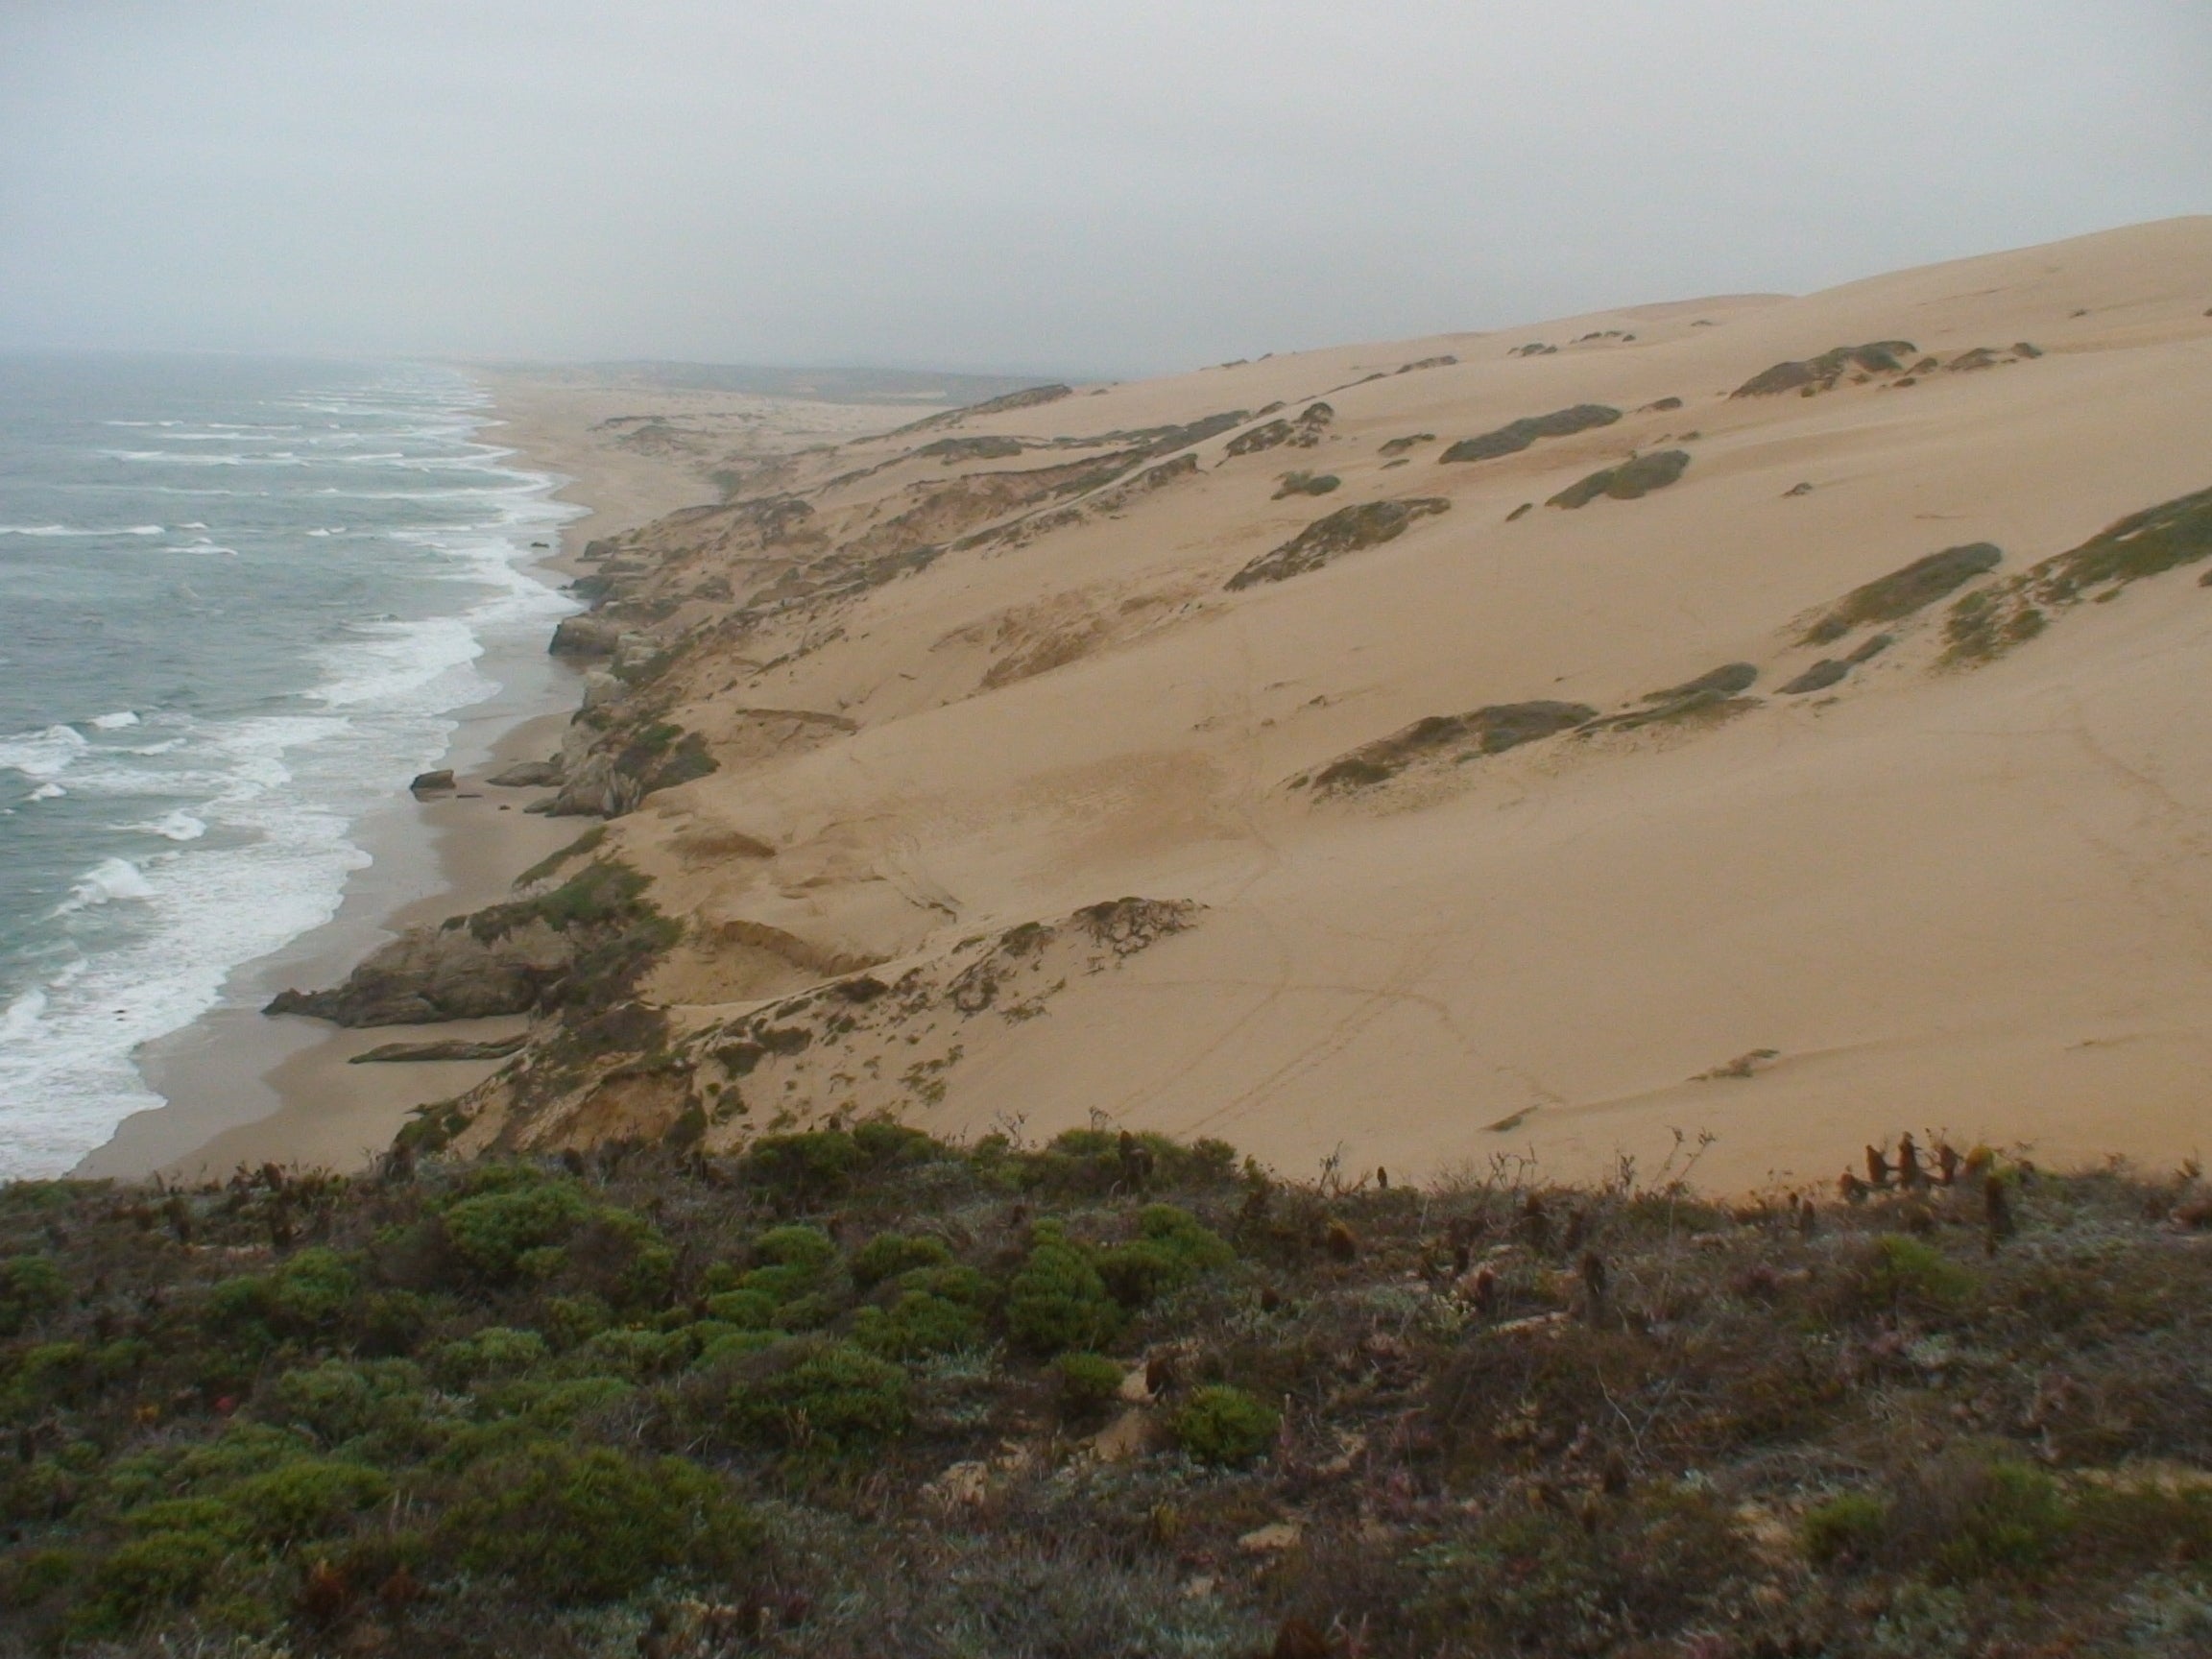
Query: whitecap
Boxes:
[
  {"xmin": 28, "ymin": 782, "xmax": 64, "ymax": 802},
  {"xmin": 88, "ymin": 710, "xmax": 140, "ymax": 730},
  {"xmin": 135, "ymin": 810, "xmax": 206, "ymax": 841},
  {"xmin": 63, "ymin": 857, "xmax": 155, "ymax": 909},
  {"xmin": 0, "ymin": 987, "xmax": 47, "ymax": 1044},
  {"xmin": 0, "ymin": 523, "xmax": 165, "ymax": 538},
  {"xmin": 0, "ymin": 724, "xmax": 89, "ymax": 780}
]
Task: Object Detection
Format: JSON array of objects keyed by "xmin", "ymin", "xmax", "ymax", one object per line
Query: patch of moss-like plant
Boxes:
[
  {"xmin": 1547, "ymin": 448, "xmax": 1690, "ymax": 509},
  {"xmin": 1780, "ymin": 659, "xmax": 1849, "ymax": 695},
  {"xmin": 1225, "ymin": 497, "xmax": 1451, "ymax": 589},
  {"xmin": 1732, "ymin": 341, "xmax": 1916, "ymax": 397},
  {"xmin": 513, "ymin": 826, "xmax": 606, "ymax": 890},
  {"xmin": 1941, "ymin": 485, "xmax": 2212, "ymax": 665},
  {"xmin": 1803, "ymin": 543, "xmax": 2003, "ymax": 644},
  {"xmin": 1439, "ymin": 404, "xmax": 1620, "ymax": 464},
  {"xmin": 1307, "ymin": 701, "xmax": 1595, "ymax": 792},
  {"xmin": 1272, "ymin": 471, "xmax": 1340, "ymax": 499}
]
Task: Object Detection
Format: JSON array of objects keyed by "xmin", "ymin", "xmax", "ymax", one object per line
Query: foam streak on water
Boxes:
[{"xmin": 0, "ymin": 354, "xmax": 578, "ymax": 1176}]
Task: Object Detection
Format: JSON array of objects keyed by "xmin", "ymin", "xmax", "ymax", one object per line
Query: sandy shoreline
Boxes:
[{"xmin": 74, "ymin": 373, "xmax": 725, "ymax": 1180}]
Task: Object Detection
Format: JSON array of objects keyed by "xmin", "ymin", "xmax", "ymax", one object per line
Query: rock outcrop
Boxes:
[{"xmin": 266, "ymin": 918, "xmax": 572, "ymax": 1026}]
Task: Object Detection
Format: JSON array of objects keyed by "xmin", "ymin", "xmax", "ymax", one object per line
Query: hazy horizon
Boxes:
[{"xmin": 3, "ymin": 2, "xmax": 2207, "ymax": 377}]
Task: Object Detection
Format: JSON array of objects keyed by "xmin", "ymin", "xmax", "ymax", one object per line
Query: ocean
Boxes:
[{"xmin": 0, "ymin": 353, "xmax": 576, "ymax": 1178}]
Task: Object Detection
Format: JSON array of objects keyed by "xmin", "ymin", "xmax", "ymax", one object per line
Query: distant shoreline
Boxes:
[{"xmin": 74, "ymin": 373, "xmax": 714, "ymax": 1179}]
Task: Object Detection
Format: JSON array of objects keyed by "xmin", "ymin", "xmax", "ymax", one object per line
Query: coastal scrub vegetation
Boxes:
[
  {"xmin": 5, "ymin": 1123, "xmax": 2212, "ymax": 1654},
  {"xmin": 1944, "ymin": 483, "xmax": 2212, "ymax": 664},
  {"xmin": 1437, "ymin": 403, "xmax": 1620, "ymax": 464}
]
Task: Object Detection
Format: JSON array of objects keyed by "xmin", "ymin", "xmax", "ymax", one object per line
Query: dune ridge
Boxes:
[{"xmin": 272, "ymin": 218, "xmax": 2212, "ymax": 1193}]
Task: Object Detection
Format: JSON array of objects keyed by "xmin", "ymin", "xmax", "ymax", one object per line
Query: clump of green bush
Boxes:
[
  {"xmin": 1173, "ymin": 1384, "xmax": 1278, "ymax": 1465},
  {"xmin": 439, "ymin": 1442, "xmax": 753, "ymax": 1601},
  {"xmin": 1007, "ymin": 1226, "xmax": 1121, "ymax": 1354},
  {"xmin": 727, "ymin": 1339, "xmax": 911, "ymax": 1453}
]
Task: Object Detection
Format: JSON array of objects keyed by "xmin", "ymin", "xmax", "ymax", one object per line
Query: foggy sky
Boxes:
[{"xmin": 2, "ymin": 2, "xmax": 2206, "ymax": 377}]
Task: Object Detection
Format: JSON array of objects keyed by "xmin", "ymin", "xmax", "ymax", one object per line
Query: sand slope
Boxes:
[{"xmin": 422, "ymin": 220, "xmax": 2212, "ymax": 1191}]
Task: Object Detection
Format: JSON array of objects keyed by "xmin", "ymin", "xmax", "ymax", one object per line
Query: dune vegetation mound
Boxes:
[
  {"xmin": 1945, "ymin": 484, "xmax": 2212, "ymax": 664},
  {"xmin": 1732, "ymin": 342, "xmax": 1916, "ymax": 397},
  {"xmin": 4, "ymin": 1128, "xmax": 2212, "ymax": 1655},
  {"xmin": 1802, "ymin": 543, "xmax": 2004, "ymax": 645},
  {"xmin": 1547, "ymin": 449, "xmax": 1691, "ymax": 509},
  {"xmin": 1304, "ymin": 700, "xmax": 1598, "ymax": 792},
  {"xmin": 1437, "ymin": 404, "xmax": 1622, "ymax": 464},
  {"xmin": 1225, "ymin": 497, "xmax": 1451, "ymax": 589}
]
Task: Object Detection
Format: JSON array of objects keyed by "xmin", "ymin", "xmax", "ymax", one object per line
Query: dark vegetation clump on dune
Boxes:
[
  {"xmin": 1945, "ymin": 485, "xmax": 2212, "ymax": 665},
  {"xmin": 1306, "ymin": 701, "xmax": 1597, "ymax": 792},
  {"xmin": 912, "ymin": 435, "xmax": 1025, "ymax": 464},
  {"xmin": 1581, "ymin": 663, "xmax": 1760, "ymax": 733},
  {"xmin": 1225, "ymin": 497, "xmax": 1451, "ymax": 590},
  {"xmin": 1547, "ymin": 448, "xmax": 1691, "ymax": 509},
  {"xmin": 5, "ymin": 1127, "xmax": 2212, "ymax": 1656},
  {"xmin": 1802, "ymin": 543, "xmax": 2004, "ymax": 645},
  {"xmin": 1731, "ymin": 342, "xmax": 1916, "ymax": 397},
  {"xmin": 1437, "ymin": 404, "xmax": 1621, "ymax": 464},
  {"xmin": 1272, "ymin": 471, "xmax": 1341, "ymax": 499}
]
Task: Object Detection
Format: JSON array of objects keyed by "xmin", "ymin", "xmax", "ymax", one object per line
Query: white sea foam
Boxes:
[
  {"xmin": 0, "ymin": 523, "xmax": 165, "ymax": 537},
  {"xmin": 135, "ymin": 810, "xmax": 206, "ymax": 841},
  {"xmin": 89, "ymin": 710, "xmax": 140, "ymax": 731},
  {"xmin": 63, "ymin": 857, "xmax": 156, "ymax": 908},
  {"xmin": 28, "ymin": 783, "xmax": 64, "ymax": 803},
  {"xmin": 0, "ymin": 724, "xmax": 90, "ymax": 780},
  {"xmin": 0, "ymin": 364, "xmax": 583, "ymax": 1177}
]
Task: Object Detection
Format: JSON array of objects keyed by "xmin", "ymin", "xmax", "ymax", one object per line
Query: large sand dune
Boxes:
[{"xmin": 380, "ymin": 220, "xmax": 2212, "ymax": 1192}]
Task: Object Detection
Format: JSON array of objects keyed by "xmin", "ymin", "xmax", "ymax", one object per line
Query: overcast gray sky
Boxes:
[{"xmin": 2, "ymin": 1, "xmax": 2206, "ymax": 376}]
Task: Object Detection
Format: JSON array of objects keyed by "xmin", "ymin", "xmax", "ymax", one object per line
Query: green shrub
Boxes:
[
  {"xmin": 728, "ymin": 1339, "xmax": 911, "ymax": 1452},
  {"xmin": 438, "ymin": 1442, "xmax": 753, "ymax": 1602},
  {"xmin": 574, "ymin": 1325, "xmax": 690, "ymax": 1380},
  {"xmin": 80, "ymin": 1529, "xmax": 228, "ymax": 1632},
  {"xmin": 1099, "ymin": 1204, "xmax": 1236, "ymax": 1306},
  {"xmin": 1922, "ymin": 1456, "xmax": 2073, "ymax": 1581},
  {"xmin": 853, "ymin": 1291, "xmax": 985, "ymax": 1359},
  {"xmin": 704, "ymin": 1288, "xmax": 781, "ymax": 1330},
  {"xmin": 0, "ymin": 1255, "xmax": 68, "ymax": 1336},
  {"xmin": 1804, "ymin": 1490, "xmax": 1890, "ymax": 1565},
  {"xmin": 441, "ymin": 1179, "xmax": 590, "ymax": 1280},
  {"xmin": 1861, "ymin": 1234, "xmax": 1976, "ymax": 1311},
  {"xmin": 744, "ymin": 1130, "xmax": 863, "ymax": 1198},
  {"xmin": 273, "ymin": 1357, "xmax": 430, "ymax": 1445},
  {"xmin": 227, "ymin": 1458, "xmax": 389, "ymax": 1547},
  {"xmin": 753, "ymin": 1224, "xmax": 838, "ymax": 1270},
  {"xmin": 435, "ymin": 1325, "xmax": 549, "ymax": 1384},
  {"xmin": 852, "ymin": 1230, "xmax": 952, "ymax": 1288},
  {"xmin": 1172, "ymin": 1385, "xmax": 1279, "ymax": 1465},
  {"xmin": 1006, "ymin": 1229, "xmax": 1121, "ymax": 1354},
  {"xmin": 1054, "ymin": 1352, "xmax": 1125, "ymax": 1414},
  {"xmin": 1413, "ymin": 1485, "xmax": 1751, "ymax": 1647}
]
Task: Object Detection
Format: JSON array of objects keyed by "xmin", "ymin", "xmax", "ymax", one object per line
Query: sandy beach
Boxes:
[{"xmin": 73, "ymin": 372, "xmax": 733, "ymax": 1179}]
